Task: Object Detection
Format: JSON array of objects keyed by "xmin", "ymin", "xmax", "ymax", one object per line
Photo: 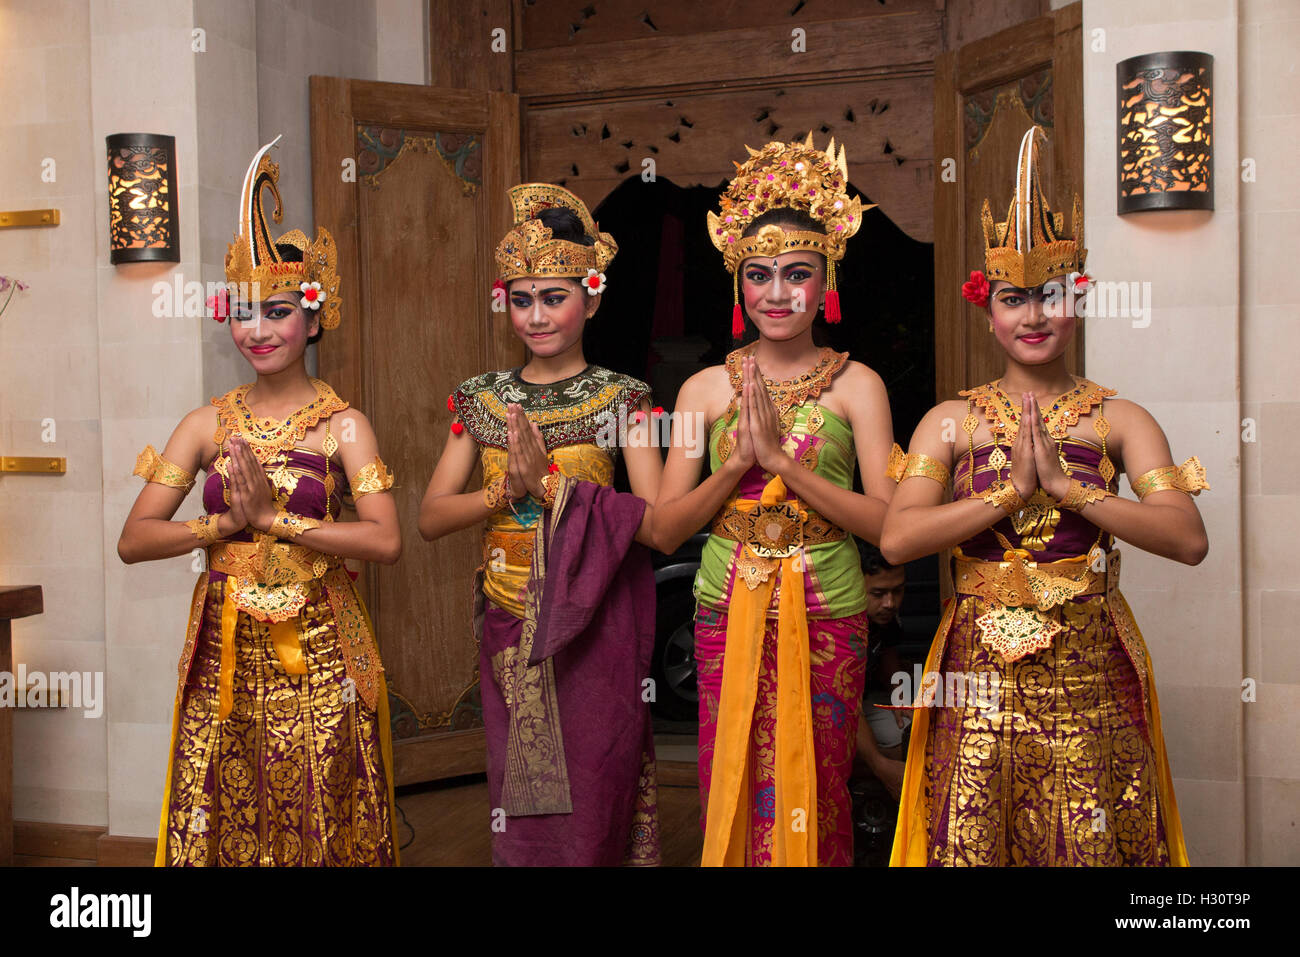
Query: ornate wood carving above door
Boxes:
[{"xmin": 516, "ymin": 2, "xmax": 943, "ymax": 242}]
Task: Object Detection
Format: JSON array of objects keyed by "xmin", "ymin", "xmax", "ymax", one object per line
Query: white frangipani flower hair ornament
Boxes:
[
  {"xmin": 299, "ymin": 280, "xmax": 325, "ymax": 310},
  {"xmin": 583, "ymin": 269, "xmax": 607, "ymax": 296}
]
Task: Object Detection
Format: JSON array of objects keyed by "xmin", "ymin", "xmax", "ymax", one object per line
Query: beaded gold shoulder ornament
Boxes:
[
  {"xmin": 217, "ymin": 135, "xmax": 341, "ymax": 330},
  {"xmin": 709, "ymin": 133, "xmax": 875, "ymax": 337}
]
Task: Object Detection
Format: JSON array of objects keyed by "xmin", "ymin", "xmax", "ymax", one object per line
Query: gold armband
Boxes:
[
  {"xmin": 185, "ymin": 515, "xmax": 222, "ymax": 545},
  {"xmin": 885, "ymin": 442, "xmax": 906, "ymax": 483},
  {"xmin": 270, "ymin": 510, "xmax": 323, "ymax": 541},
  {"xmin": 901, "ymin": 452, "xmax": 951, "ymax": 487},
  {"xmin": 133, "ymin": 444, "xmax": 195, "ymax": 494},
  {"xmin": 981, "ymin": 479, "xmax": 1024, "ymax": 515},
  {"xmin": 483, "ymin": 474, "xmax": 512, "ymax": 511},
  {"xmin": 1058, "ymin": 478, "xmax": 1112, "ymax": 511},
  {"xmin": 349, "ymin": 456, "xmax": 395, "ymax": 499},
  {"xmin": 1132, "ymin": 455, "xmax": 1210, "ymax": 500}
]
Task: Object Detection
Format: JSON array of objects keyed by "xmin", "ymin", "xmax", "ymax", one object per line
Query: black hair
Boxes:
[
  {"xmin": 274, "ymin": 242, "xmax": 323, "ymax": 345},
  {"xmin": 855, "ymin": 537, "xmax": 898, "ymax": 577},
  {"xmin": 742, "ymin": 206, "xmax": 822, "ymax": 237},
  {"xmin": 535, "ymin": 207, "xmax": 595, "ymax": 246}
]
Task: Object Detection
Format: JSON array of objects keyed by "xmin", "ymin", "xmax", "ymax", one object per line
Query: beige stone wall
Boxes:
[
  {"xmin": 1082, "ymin": 0, "xmax": 1298, "ymax": 865},
  {"xmin": 1239, "ymin": 0, "xmax": 1300, "ymax": 867},
  {"xmin": 0, "ymin": 0, "xmax": 423, "ymax": 839},
  {"xmin": 0, "ymin": 0, "xmax": 108, "ymax": 827}
]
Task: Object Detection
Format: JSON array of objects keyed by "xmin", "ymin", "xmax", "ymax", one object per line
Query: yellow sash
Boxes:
[{"xmin": 702, "ymin": 476, "xmax": 819, "ymax": 866}]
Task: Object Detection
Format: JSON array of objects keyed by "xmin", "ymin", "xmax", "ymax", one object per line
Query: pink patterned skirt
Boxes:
[{"xmin": 694, "ymin": 605, "xmax": 869, "ymax": 866}]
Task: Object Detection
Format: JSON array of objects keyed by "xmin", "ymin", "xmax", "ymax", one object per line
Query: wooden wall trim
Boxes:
[
  {"xmin": 515, "ymin": 11, "xmax": 942, "ymax": 101},
  {"xmin": 13, "ymin": 821, "xmax": 155, "ymax": 867}
]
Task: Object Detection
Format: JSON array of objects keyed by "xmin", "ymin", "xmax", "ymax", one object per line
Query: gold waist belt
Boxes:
[
  {"xmin": 710, "ymin": 498, "xmax": 845, "ymax": 557},
  {"xmin": 209, "ymin": 538, "xmax": 332, "ymax": 585},
  {"xmin": 483, "ymin": 528, "xmax": 535, "ymax": 567},
  {"xmin": 951, "ymin": 548, "xmax": 1113, "ymax": 662},
  {"xmin": 207, "ymin": 537, "xmax": 335, "ymax": 628}
]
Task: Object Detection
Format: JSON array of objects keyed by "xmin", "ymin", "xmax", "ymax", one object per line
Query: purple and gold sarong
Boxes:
[{"xmin": 156, "ymin": 446, "xmax": 396, "ymax": 866}]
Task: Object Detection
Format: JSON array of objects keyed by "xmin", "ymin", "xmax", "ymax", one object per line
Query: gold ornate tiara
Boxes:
[
  {"xmin": 224, "ymin": 136, "xmax": 341, "ymax": 329},
  {"xmin": 494, "ymin": 183, "xmax": 617, "ymax": 281},
  {"xmin": 980, "ymin": 126, "xmax": 1086, "ymax": 289},
  {"xmin": 708, "ymin": 133, "xmax": 872, "ymax": 273}
]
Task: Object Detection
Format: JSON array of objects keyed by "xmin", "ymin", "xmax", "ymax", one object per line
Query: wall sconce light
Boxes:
[
  {"xmin": 107, "ymin": 133, "xmax": 179, "ymax": 263},
  {"xmin": 1116, "ymin": 51, "xmax": 1213, "ymax": 213}
]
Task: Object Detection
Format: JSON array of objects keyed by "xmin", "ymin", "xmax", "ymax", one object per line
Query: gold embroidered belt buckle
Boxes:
[
  {"xmin": 209, "ymin": 537, "xmax": 334, "ymax": 623},
  {"xmin": 711, "ymin": 498, "xmax": 842, "ymax": 556},
  {"xmin": 954, "ymin": 550, "xmax": 1109, "ymax": 662}
]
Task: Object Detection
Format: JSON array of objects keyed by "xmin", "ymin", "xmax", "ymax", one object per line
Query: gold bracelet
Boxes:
[
  {"xmin": 980, "ymin": 479, "xmax": 1024, "ymax": 515},
  {"xmin": 482, "ymin": 474, "xmax": 512, "ymax": 511},
  {"xmin": 1058, "ymin": 478, "xmax": 1112, "ymax": 511},
  {"xmin": 270, "ymin": 509, "xmax": 323, "ymax": 541},
  {"xmin": 134, "ymin": 444, "xmax": 196, "ymax": 494},
  {"xmin": 540, "ymin": 471, "xmax": 560, "ymax": 509},
  {"xmin": 185, "ymin": 515, "xmax": 222, "ymax": 544},
  {"xmin": 901, "ymin": 452, "xmax": 951, "ymax": 487}
]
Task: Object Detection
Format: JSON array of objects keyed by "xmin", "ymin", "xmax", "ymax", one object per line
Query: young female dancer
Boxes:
[
  {"xmin": 654, "ymin": 136, "xmax": 897, "ymax": 866},
  {"xmin": 882, "ymin": 126, "xmax": 1208, "ymax": 866},
  {"xmin": 418, "ymin": 184, "xmax": 662, "ymax": 865},
  {"xmin": 118, "ymin": 138, "xmax": 401, "ymax": 865}
]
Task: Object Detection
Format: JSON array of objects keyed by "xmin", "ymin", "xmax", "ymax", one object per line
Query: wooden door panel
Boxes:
[
  {"xmin": 311, "ymin": 77, "xmax": 521, "ymax": 784},
  {"xmin": 933, "ymin": 3, "xmax": 1084, "ymax": 404}
]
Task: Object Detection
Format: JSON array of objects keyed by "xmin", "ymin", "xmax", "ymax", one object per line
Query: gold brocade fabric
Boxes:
[
  {"xmin": 157, "ymin": 577, "xmax": 396, "ymax": 866},
  {"xmin": 479, "ymin": 441, "xmax": 615, "ymax": 618},
  {"xmin": 910, "ymin": 594, "xmax": 1176, "ymax": 866}
]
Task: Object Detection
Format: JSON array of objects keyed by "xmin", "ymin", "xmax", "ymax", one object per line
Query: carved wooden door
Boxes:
[
  {"xmin": 310, "ymin": 78, "xmax": 522, "ymax": 784},
  {"xmin": 932, "ymin": 2, "xmax": 1085, "ymax": 402}
]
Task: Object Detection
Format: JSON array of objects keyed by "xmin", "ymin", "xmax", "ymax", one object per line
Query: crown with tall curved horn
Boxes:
[
  {"xmin": 224, "ymin": 135, "xmax": 342, "ymax": 329},
  {"xmin": 979, "ymin": 126, "xmax": 1085, "ymax": 289}
]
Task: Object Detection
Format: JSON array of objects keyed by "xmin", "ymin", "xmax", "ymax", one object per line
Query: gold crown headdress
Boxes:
[
  {"xmin": 223, "ymin": 135, "xmax": 341, "ymax": 329},
  {"xmin": 494, "ymin": 183, "xmax": 617, "ymax": 293},
  {"xmin": 979, "ymin": 126, "xmax": 1086, "ymax": 290},
  {"xmin": 708, "ymin": 133, "xmax": 874, "ymax": 336}
]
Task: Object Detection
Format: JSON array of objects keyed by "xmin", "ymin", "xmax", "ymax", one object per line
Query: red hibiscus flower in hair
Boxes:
[
  {"xmin": 207, "ymin": 288, "xmax": 230, "ymax": 323},
  {"xmin": 961, "ymin": 270, "xmax": 990, "ymax": 308}
]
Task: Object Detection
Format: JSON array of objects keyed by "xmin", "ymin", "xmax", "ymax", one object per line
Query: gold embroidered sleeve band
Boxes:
[
  {"xmin": 1058, "ymin": 478, "xmax": 1112, "ymax": 511},
  {"xmin": 1132, "ymin": 455, "xmax": 1211, "ymax": 500},
  {"xmin": 981, "ymin": 479, "xmax": 1025, "ymax": 515},
  {"xmin": 349, "ymin": 456, "xmax": 395, "ymax": 498},
  {"xmin": 270, "ymin": 510, "xmax": 323, "ymax": 541},
  {"xmin": 133, "ymin": 444, "xmax": 196, "ymax": 493},
  {"xmin": 185, "ymin": 515, "xmax": 221, "ymax": 544},
  {"xmin": 902, "ymin": 452, "xmax": 951, "ymax": 487},
  {"xmin": 482, "ymin": 473, "xmax": 512, "ymax": 511}
]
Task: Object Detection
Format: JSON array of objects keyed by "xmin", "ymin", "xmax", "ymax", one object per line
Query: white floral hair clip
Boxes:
[
  {"xmin": 299, "ymin": 281, "xmax": 326, "ymax": 310},
  {"xmin": 583, "ymin": 269, "xmax": 607, "ymax": 296}
]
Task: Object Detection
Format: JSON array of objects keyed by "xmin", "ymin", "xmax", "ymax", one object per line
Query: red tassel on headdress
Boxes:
[
  {"xmin": 824, "ymin": 289, "xmax": 842, "ymax": 323},
  {"xmin": 824, "ymin": 259, "xmax": 842, "ymax": 323}
]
